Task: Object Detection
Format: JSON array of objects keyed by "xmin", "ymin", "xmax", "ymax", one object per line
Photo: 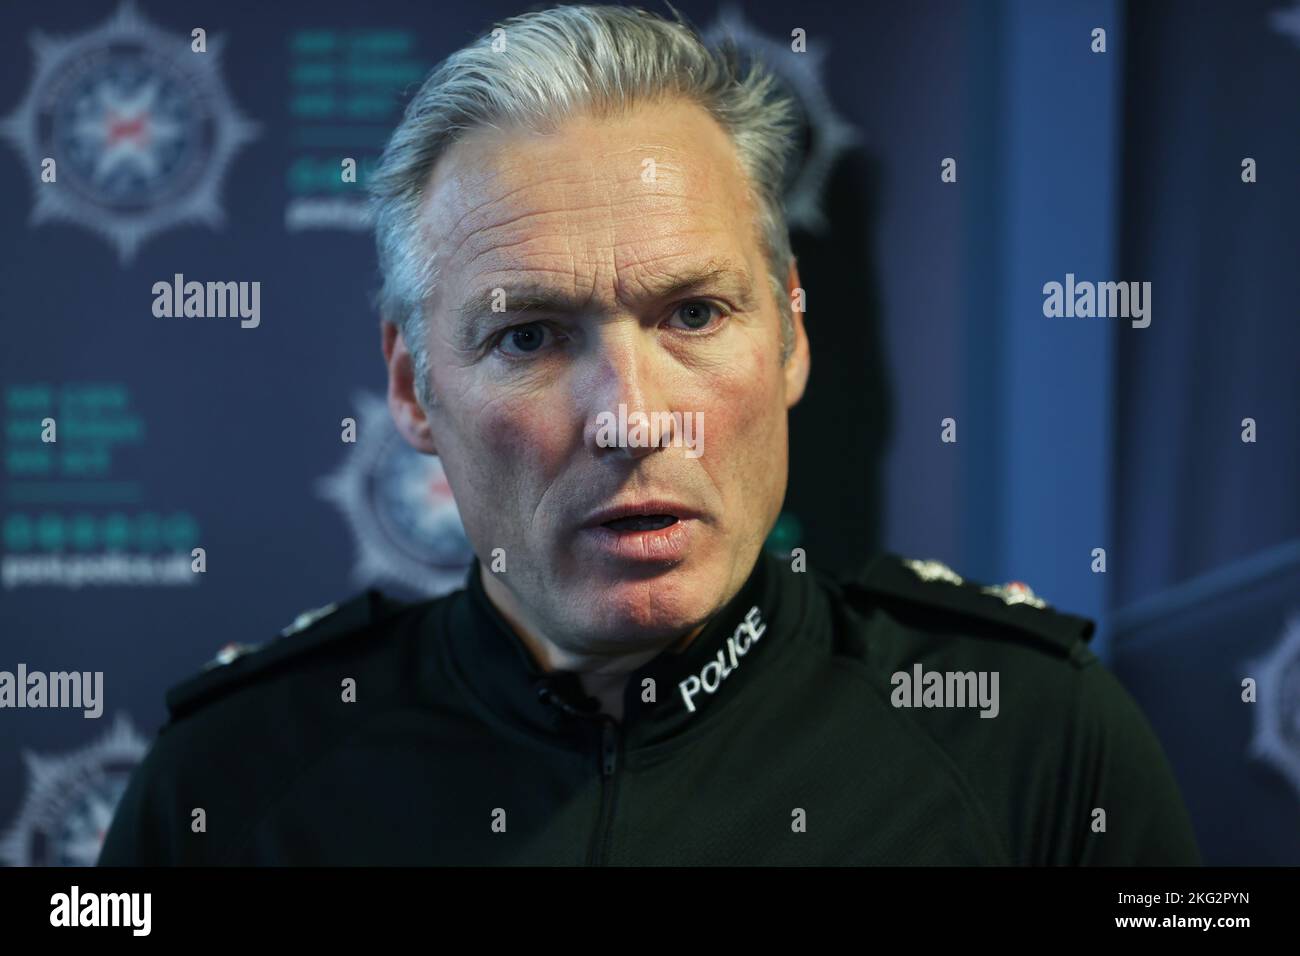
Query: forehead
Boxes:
[{"xmin": 416, "ymin": 98, "xmax": 764, "ymax": 305}]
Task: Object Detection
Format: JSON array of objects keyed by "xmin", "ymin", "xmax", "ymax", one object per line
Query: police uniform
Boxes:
[{"xmin": 98, "ymin": 548, "xmax": 1201, "ymax": 865}]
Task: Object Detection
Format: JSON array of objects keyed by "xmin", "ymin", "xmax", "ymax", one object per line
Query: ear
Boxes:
[
  {"xmin": 783, "ymin": 259, "xmax": 811, "ymax": 408},
  {"xmin": 381, "ymin": 319, "xmax": 438, "ymax": 455}
]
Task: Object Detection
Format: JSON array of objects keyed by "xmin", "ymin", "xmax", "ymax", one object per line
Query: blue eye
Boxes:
[
  {"xmin": 498, "ymin": 322, "xmax": 552, "ymax": 357},
  {"xmin": 670, "ymin": 301, "xmax": 722, "ymax": 331}
]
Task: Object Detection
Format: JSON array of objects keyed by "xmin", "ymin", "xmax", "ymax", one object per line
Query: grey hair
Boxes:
[{"xmin": 369, "ymin": 4, "xmax": 799, "ymax": 408}]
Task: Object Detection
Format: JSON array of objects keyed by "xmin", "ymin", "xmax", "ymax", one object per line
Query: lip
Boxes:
[
  {"xmin": 580, "ymin": 499, "xmax": 701, "ymax": 529},
  {"xmin": 577, "ymin": 499, "xmax": 702, "ymax": 564},
  {"xmin": 578, "ymin": 518, "xmax": 695, "ymax": 564}
]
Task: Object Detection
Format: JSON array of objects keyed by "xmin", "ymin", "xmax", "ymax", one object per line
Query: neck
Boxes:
[{"xmin": 477, "ymin": 563, "xmax": 704, "ymax": 721}]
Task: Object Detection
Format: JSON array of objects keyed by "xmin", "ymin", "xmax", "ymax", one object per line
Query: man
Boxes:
[{"xmin": 100, "ymin": 5, "xmax": 1200, "ymax": 865}]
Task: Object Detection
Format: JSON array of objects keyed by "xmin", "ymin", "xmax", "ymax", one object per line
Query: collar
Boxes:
[{"xmin": 437, "ymin": 547, "xmax": 806, "ymax": 754}]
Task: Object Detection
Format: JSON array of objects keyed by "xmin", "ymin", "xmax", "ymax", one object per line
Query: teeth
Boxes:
[{"xmin": 604, "ymin": 514, "xmax": 677, "ymax": 532}]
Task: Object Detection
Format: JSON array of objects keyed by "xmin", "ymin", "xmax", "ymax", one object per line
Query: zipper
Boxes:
[{"xmin": 587, "ymin": 715, "xmax": 622, "ymax": 866}]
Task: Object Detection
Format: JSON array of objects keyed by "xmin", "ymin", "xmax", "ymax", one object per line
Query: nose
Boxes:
[{"xmin": 580, "ymin": 328, "xmax": 677, "ymax": 460}]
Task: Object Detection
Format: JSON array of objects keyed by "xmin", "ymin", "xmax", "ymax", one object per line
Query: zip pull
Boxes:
[
  {"xmin": 535, "ymin": 677, "xmax": 601, "ymax": 718},
  {"xmin": 599, "ymin": 718, "xmax": 619, "ymax": 776}
]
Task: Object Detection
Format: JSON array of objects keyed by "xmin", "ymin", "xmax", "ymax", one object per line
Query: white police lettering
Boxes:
[{"xmin": 678, "ymin": 606, "xmax": 766, "ymax": 713}]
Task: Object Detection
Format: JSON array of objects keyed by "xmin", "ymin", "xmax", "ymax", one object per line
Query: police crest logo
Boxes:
[
  {"xmin": 0, "ymin": 0, "xmax": 259, "ymax": 262},
  {"xmin": 316, "ymin": 392, "xmax": 475, "ymax": 596},
  {"xmin": 1247, "ymin": 616, "xmax": 1300, "ymax": 802},
  {"xmin": 702, "ymin": 7, "xmax": 858, "ymax": 235},
  {"xmin": 0, "ymin": 714, "xmax": 147, "ymax": 867}
]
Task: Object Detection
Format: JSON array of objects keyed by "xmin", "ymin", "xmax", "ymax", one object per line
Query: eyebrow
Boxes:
[{"xmin": 451, "ymin": 261, "xmax": 758, "ymax": 347}]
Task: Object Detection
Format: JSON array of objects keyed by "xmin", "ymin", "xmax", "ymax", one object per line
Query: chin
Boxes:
[{"xmin": 568, "ymin": 565, "xmax": 722, "ymax": 644}]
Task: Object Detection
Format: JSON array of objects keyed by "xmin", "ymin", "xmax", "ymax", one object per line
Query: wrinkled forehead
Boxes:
[{"xmin": 414, "ymin": 99, "xmax": 763, "ymax": 305}]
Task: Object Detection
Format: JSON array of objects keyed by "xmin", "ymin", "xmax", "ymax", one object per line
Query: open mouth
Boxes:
[{"xmin": 601, "ymin": 514, "xmax": 679, "ymax": 533}]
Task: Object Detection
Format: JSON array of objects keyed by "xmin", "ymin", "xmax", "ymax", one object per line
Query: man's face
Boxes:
[{"xmin": 385, "ymin": 98, "xmax": 809, "ymax": 655}]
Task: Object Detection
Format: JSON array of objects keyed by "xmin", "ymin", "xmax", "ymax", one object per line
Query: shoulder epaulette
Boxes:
[
  {"xmin": 164, "ymin": 590, "xmax": 406, "ymax": 722},
  {"xmin": 842, "ymin": 554, "xmax": 1095, "ymax": 657}
]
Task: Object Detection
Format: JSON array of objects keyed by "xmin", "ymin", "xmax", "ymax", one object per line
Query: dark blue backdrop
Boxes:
[{"xmin": 0, "ymin": 0, "xmax": 1296, "ymax": 866}]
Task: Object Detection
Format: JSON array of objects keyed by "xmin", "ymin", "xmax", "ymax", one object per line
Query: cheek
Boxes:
[
  {"xmin": 709, "ymin": 337, "xmax": 780, "ymax": 432},
  {"xmin": 434, "ymin": 390, "xmax": 571, "ymax": 553},
  {"xmin": 696, "ymin": 337, "xmax": 786, "ymax": 485},
  {"xmin": 465, "ymin": 390, "xmax": 570, "ymax": 490}
]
